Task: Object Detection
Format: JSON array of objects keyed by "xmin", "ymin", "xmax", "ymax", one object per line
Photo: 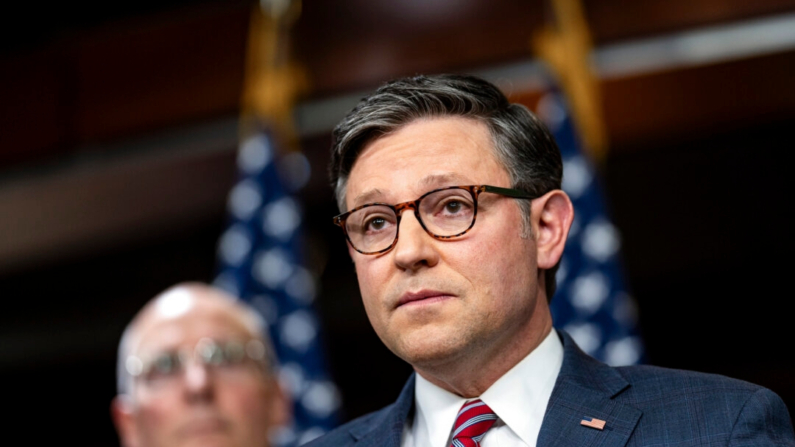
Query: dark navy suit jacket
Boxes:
[{"xmin": 305, "ymin": 331, "xmax": 795, "ymax": 447}]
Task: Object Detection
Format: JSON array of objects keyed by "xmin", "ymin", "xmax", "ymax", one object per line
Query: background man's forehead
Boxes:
[{"xmin": 133, "ymin": 305, "xmax": 256, "ymax": 354}]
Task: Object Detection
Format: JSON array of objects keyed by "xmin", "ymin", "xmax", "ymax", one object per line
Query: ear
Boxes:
[
  {"xmin": 532, "ymin": 190, "xmax": 574, "ymax": 270},
  {"xmin": 268, "ymin": 376, "xmax": 292, "ymax": 429},
  {"xmin": 111, "ymin": 395, "xmax": 140, "ymax": 447}
]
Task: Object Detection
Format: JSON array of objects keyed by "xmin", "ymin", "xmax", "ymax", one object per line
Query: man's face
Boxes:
[
  {"xmin": 345, "ymin": 117, "xmax": 545, "ymax": 375},
  {"xmin": 118, "ymin": 297, "xmax": 285, "ymax": 447}
]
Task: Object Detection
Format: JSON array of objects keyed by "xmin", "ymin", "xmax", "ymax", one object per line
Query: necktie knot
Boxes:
[{"xmin": 449, "ymin": 399, "xmax": 498, "ymax": 447}]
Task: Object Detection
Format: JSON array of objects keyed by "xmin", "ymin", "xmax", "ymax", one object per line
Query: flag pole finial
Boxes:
[
  {"xmin": 532, "ymin": 0, "xmax": 608, "ymax": 161},
  {"xmin": 241, "ymin": 0, "xmax": 308, "ymax": 152}
]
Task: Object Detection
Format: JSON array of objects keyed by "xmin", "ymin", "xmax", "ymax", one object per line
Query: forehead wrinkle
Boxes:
[
  {"xmin": 353, "ymin": 172, "xmax": 478, "ymax": 207},
  {"xmin": 418, "ymin": 172, "xmax": 474, "ymax": 188}
]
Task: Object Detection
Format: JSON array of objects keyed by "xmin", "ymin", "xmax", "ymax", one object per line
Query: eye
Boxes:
[
  {"xmin": 223, "ymin": 342, "xmax": 246, "ymax": 364},
  {"xmin": 443, "ymin": 200, "xmax": 464, "ymax": 214},
  {"xmin": 437, "ymin": 196, "xmax": 473, "ymax": 216},
  {"xmin": 366, "ymin": 216, "xmax": 387, "ymax": 231},
  {"xmin": 143, "ymin": 353, "xmax": 182, "ymax": 382},
  {"xmin": 353, "ymin": 207, "xmax": 395, "ymax": 234},
  {"xmin": 153, "ymin": 354, "xmax": 178, "ymax": 373}
]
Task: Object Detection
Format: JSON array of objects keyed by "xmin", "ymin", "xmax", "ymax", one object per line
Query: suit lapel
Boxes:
[
  {"xmin": 349, "ymin": 374, "xmax": 416, "ymax": 447},
  {"xmin": 537, "ymin": 332, "xmax": 641, "ymax": 447},
  {"xmin": 344, "ymin": 334, "xmax": 642, "ymax": 447}
]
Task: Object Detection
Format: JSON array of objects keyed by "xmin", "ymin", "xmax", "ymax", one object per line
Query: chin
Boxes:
[
  {"xmin": 394, "ymin": 332, "xmax": 469, "ymax": 369},
  {"xmin": 173, "ymin": 428, "xmax": 238, "ymax": 447},
  {"xmin": 179, "ymin": 436, "xmax": 236, "ymax": 447}
]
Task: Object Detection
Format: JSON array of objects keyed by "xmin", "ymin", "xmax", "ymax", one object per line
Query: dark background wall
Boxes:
[{"xmin": 1, "ymin": 1, "xmax": 794, "ymax": 445}]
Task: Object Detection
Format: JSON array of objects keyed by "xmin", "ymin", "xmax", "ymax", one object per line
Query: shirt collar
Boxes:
[{"xmin": 413, "ymin": 330, "xmax": 564, "ymax": 446}]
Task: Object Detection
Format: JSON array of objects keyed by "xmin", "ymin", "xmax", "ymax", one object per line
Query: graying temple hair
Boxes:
[
  {"xmin": 328, "ymin": 74, "xmax": 563, "ymax": 300},
  {"xmin": 115, "ymin": 284, "xmax": 274, "ymax": 397}
]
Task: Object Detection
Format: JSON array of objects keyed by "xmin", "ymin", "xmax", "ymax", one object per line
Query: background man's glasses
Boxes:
[
  {"xmin": 126, "ymin": 338, "xmax": 269, "ymax": 389},
  {"xmin": 333, "ymin": 185, "xmax": 535, "ymax": 255}
]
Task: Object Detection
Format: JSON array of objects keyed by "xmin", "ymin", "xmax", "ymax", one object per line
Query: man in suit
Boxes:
[
  {"xmin": 111, "ymin": 283, "xmax": 290, "ymax": 447},
  {"xmin": 308, "ymin": 74, "xmax": 795, "ymax": 446}
]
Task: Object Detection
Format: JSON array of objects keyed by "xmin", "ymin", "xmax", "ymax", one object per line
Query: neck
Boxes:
[{"xmin": 414, "ymin": 306, "xmax": 553, "ymax": 398}]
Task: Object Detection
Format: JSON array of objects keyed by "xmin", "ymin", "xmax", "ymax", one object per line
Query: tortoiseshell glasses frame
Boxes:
[{"xmin": 332, "ymin": 185, "xmax": 536, "ymax": 255}]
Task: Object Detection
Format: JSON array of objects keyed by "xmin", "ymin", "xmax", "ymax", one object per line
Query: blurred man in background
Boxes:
[{"xmin": 111, "ymin": 283, "xmax": 289, "ymax": 447}]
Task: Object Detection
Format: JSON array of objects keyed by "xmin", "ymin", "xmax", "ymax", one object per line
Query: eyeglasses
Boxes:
[
  {"xmin": 333, "ymin": 185, "xmax": 535, "ymax": 255},
  {"xmin": 126, "ymin": 338, "xmax": 270, "ymax": 389}
]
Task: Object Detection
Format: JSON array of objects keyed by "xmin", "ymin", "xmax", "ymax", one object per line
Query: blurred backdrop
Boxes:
[{"xmin": 1, "ymin": 0, "xmax": 794, "ymax": 445}]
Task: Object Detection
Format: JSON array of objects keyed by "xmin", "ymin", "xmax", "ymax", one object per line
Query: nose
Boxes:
[
  {"xmin": 392, "ymin": 211, "xmax": 439, "ymax": 271},
  {"xmin": 184, "ymin": 362, "xmax": 214, "ymax": 402}
]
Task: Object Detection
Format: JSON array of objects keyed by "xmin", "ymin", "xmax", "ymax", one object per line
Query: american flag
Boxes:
[
  {"xmin": 214, "ymin": 128, "xmax": 340, "ymax": 446},
  {"xmin": 537, "ymin": 91, "xmax": 645, "ymax": 366},
  {"xmin": 580, "ymin": 417, "xmax": 607, "ymax": 430}
]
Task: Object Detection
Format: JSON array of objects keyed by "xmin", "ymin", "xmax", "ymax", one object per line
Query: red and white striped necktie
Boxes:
[{"xmin": 449, "ymin": 399, "xmax": 498, "ymax": 447}]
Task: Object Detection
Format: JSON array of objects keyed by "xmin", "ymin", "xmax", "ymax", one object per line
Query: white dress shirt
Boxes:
[{"xmin": 401, "ymin": 330, "xmax": 564, "ymax": 447}]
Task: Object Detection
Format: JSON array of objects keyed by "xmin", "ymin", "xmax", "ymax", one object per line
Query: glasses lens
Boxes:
[
  {"xmin": 198, "ymin": 341, "xmax": 225, "ymax": 365},
  {"xmin": 345, "ymin": 205, "xmax": 398, "ymax": 252},
  {"xmin": 419, "ymin": 188, "xmax": 475, "ymax": 236},
  {"xmin": 224, "ymin": 341, "xmax": 246, "ymax": 363},
  {"xmin": 142, "ymin": 352, "xmax": 183, "ymax": 386}
]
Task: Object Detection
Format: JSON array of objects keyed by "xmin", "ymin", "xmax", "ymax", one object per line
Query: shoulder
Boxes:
[
  {"xmin": 301, "ymin": 404, "xmax": 397, "ymax": 447},
  {"xmin": 617, "ymin": 363, "xmax": 762, "ymax": 395},
  {"xmin": 304, "ymin": 373, "xmax": 417, "ymax": 447},
  {"xmin": 613, "ymin": 364, "xmax": 794, "ymax": 444},
  {"xmin": 614, "ymin": 363, "xmax": 770, "ymax": 410}
]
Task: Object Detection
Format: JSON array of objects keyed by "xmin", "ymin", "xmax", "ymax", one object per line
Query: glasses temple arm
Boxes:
[{"xmin": 482, "ymin": 185, "xmax": 536, "ymax": 200}]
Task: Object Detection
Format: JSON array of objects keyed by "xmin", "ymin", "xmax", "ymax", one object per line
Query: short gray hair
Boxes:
[{"xmin": 329, "ymin": 74, "xmax": 563, "ymax": 300}]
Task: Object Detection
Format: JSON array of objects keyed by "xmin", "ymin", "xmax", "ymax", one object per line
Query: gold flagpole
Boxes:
[
  {"xmin": 240, "ymin": 0, "xmax": 308, "ymax": 152},
  {"xmin": 532, "ymin": 0, "xmax": 608, "ymax": 161}
]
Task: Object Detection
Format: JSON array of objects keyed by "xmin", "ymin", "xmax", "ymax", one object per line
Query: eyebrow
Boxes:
[
  {"xmin": 418, "ymin": 173, "xmax": 473, "ymax": 188},
  {"xmin": 351, "ymin": 188, "xmax": 387, "ymax": 208},
  {"xmin": 352, "ymin": 173, "xmax": 476, "ymax": 207}
]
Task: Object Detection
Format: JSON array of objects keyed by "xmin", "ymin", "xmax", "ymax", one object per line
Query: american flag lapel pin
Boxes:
[{"xmin": 580, "ymin": 417, "xmax": 606, "ymax": 430}]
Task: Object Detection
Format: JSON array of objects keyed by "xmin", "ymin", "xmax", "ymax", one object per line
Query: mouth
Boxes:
[
  {"xmin": 178, "ymin": 416, "xmax": 231, "ymax": 438},
  {"xmin": 396, "ymin": 290, "xmax": 455, "ymax": 308}
]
